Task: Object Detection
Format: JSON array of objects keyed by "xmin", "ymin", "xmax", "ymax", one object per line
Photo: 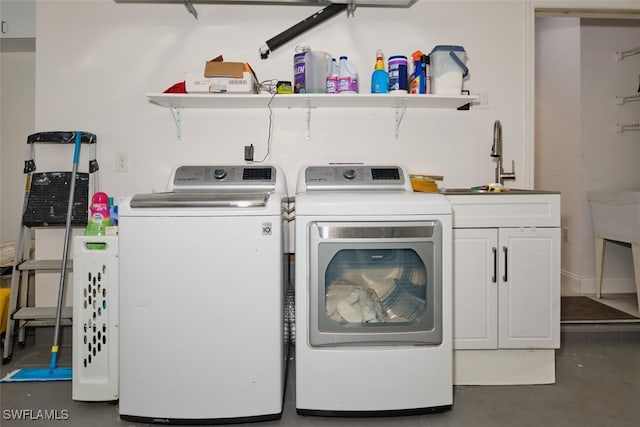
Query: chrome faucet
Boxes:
[{"xmin": 490, "ymin": 120, "xmax": 516, "ymax": 185}]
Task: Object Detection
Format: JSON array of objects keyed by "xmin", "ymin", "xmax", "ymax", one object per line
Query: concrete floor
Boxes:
[{"xmin": 1, "ymin": 329, "xmax": 639, "ymax": 427}]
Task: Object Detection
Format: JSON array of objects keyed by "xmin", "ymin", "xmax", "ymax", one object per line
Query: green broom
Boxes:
[{"xmin": 1, "ymin": 131, "xmax": 82, "ymax": 382}]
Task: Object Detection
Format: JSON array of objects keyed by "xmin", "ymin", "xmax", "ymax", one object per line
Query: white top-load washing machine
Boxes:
[
  {"xmin": 118, "ymin": 165, "xmax": 288, "ymax": 424},
  {"xmin": 295, "ymin": 165, "xmax": 453, "ymax": 416}
]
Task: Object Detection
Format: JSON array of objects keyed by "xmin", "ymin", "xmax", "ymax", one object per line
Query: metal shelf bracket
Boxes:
[
  {"xmin": 305, "ymin": 105, "xmax": 312, "ymax": 140},
  {"xmin": 394, "ymin": 103, "xmax": 407, "ymax": 139},
  {"xmin": 169, "ymin": 107, "xmax": 183, "ymax": 142},
  {"xmin": 183, "ymin": 0, "xmax": 198, "ymax": 19}
]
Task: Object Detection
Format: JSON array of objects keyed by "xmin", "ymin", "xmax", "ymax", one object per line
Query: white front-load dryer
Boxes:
[
  {"xmin": 294, "ymin": 165, "xmax": 453, "ymax": 416},
  {"xmin": 118, "ymin": 165, "xmax": 288, "ymax": 424}
]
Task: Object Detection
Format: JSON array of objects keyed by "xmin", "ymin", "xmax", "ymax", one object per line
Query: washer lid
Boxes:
[{"xmin": 129, "ymin": 192, "xmax": 269, "ymax": 209}]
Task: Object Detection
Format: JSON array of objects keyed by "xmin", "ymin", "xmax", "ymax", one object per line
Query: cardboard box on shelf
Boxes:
[
  {"xmin": 191, "ymin": 55, "xmax": 259, "ymax": 94},
  {"xmin": 185, "ymin": 71, "xmax": 258, "ymax": 94},
  {"xmin": 204, "ymin": 55, "xmax": 258, "ymax": 80},
  {"xmin": 185, "ymin": 72, "xmax": 215, "ymax": 93},
  {"xmin": 205, "ymin": 59, "xmax": 245, "ymax": 78}
]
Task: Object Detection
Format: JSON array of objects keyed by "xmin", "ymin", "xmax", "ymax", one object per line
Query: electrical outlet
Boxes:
[
  {"xmin": 116, "ymin": 153, "xmax": 128, "ymax": 173},
  {"xmin": 562, "ymin": 227, "xmax": 569, "ymax": 243}
]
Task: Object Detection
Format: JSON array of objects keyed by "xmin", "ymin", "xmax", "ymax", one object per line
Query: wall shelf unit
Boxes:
[
  {"xmin": 146, "ymin": 92, "xmax": 477, "ymax": 140},
  {"xmin": 616, "ymin": 123, "xmax": 640, "ymax": 133},
  {"xmin": 146, "ymin": 92, "xmax": 475, "ymax": 110},
  {"xmin": 615, "ymin": 45, "xmax": 640, "ymax": 61},
  {"xmin": 613, "ymin": 45, "xmax": 639, "ymax": 134},
  {"xmin": 615, "ymin": 94, "xmax": 640, "ymax": 105}
]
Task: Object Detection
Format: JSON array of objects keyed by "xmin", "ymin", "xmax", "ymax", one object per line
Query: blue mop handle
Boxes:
[
  {"xmin": 73, "ymin": 131, "xmax": 82, "ymax": 164},
  {"xmin": 49, "ymin": 346, "xmax": 59, "ymax": 373},
  {"xmin": 50, "ymin": 131, "xmax": 82, "ymax": 373}
]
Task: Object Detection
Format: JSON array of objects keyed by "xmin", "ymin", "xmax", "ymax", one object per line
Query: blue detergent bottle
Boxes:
[{"xmin": 371, "ymin": 50, "xmax": 389, "ymax": 94}]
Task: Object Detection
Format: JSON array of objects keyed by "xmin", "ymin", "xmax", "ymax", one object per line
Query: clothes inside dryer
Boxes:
[{"xmin": 325, "ymin": 249, "xmax": 428, "ymax": 324}]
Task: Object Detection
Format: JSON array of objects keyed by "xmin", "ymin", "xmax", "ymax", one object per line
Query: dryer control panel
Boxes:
[{"xmin": 303, "ymin": 165, "xmax": 409, "ymax": 192}]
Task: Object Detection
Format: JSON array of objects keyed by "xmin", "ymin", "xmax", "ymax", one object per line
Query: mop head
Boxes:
[
  {"xmin": 1, "ymin": 367, "xmax": 72, "ymax": 382},
  {"xmin": 0, "ymin": 346, "xmax": 71, "ymax": 382}
]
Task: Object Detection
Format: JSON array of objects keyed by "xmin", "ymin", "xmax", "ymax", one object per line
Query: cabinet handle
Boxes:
[
  {"xmin": 1, "ymin": 21, "xmax": 6, "ymax": 34},
  {"xmin": 503, "ymin": 246, "xmax": 508, "ymax": 282},
  {"xmin": 491, "ymin": 246, "xmax": 497, "ymax": 283}
]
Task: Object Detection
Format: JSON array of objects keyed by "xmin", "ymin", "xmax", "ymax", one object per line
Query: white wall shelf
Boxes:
[
  {"xmin": 146, "ymin": 93, "xmax": 476, "ymax": 110},
  {"xmin": 615, "ymin": 45, "xmax": 640, "ymax": 60},
  {"xmin": 612, "ymin": 43, "xmax": 640, "ymax": 133},
  {"xmin": 615, "ymin": 94, "xmax": 640, "ymax": 105},
  {"xmin": 616, "ymin": 123, "xmax": 640, "ymax": 133},
  {"xmin": 146, "ymin": 93, "xmax": 477, "ymax": 141}
]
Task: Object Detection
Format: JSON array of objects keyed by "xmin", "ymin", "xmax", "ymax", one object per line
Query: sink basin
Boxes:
[
  {"xmin": 440, "ymin": 188, "xmax": 558, "ymax": 195},
  {"xmin": 588, "ymin": 190, "xmax": 640, "ymax": 310},
  {"xmin": 588, "ymin": 190, "xmax": 640, "ymax": 243}
]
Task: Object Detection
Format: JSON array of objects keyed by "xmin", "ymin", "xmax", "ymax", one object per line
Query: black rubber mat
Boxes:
[{"xmin": 561, "ymin": 296, "xmax": 638, "ymax": 321}]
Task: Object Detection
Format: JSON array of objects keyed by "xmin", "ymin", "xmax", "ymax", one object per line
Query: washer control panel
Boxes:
[
  {"xmin": 304, "ymin": 165, "xmax": 407, "ymax": 191},
  {"xmin": 170, "ymin": 165, "xmax": 276, "ymax": 191}
]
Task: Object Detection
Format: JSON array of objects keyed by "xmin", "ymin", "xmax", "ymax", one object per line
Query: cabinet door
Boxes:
[
  {"xmin": 452, "ymin": 228, "xmax": 498, "ymax": 349},
  {"xmin": 0, "ymin": 0, "xmax": 35, "ymax": 38},
  {"xmin": 498, "ymin": 227, "xmax": 560, "ymax": 349}
]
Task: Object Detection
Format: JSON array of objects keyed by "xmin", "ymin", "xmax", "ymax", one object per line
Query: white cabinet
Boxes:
[
  {"xmin": 454, "ymin": 226, "xmax": 560, "ymax": 350},
  {"xmin": 0, "ymin": 0, "xmax": 35, "ymax": 38},
  {"xmin": 453, "ymin": 228, "xmax": 498, "ymax": 348},
  {"xmin": 449, "ymin": 194, "xmax": 561, "ymax": 351},
  {"xmin": 498, "ymin": 226, "xmax": 560, "ymax": 348}
]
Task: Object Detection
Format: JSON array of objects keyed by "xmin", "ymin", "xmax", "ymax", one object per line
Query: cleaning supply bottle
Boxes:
[
  {"xmin": 409, "ymin": 50, "xmax": 426, "ymax": 94},
  {"xmin": 370, "ymin": 49, "xmax": 389, "ymax": 94},
  {"xmin": 85, "ymin": 192, "xmax": 111, "ymax": 249},
  {"xmin": 326, "ymin": 57, "xmax": 339, "ymax": 94},
  {"xmin": 293, "ymin": 45, "xmax": 311, "ymax": 94},
  {"xmin": 108, "ymin": 196, "xmax": 118, "ymax": 227},
  {"xmin": 304, "ymin": 50, "xmax": 333, "ymax": 93},
  {"xmin": 338, "ymin": 56, "xmax": 358, "ymax": 94},
  {"xmin": 423, "ymin": 54, "xmax": 431, "ymax": 94},
  {"xmin": 388, "ymin": 55, "xmax": 408, "ymax": 92}
]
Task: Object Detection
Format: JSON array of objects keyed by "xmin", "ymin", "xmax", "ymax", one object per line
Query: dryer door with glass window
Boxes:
[{"xmin": 309, "ymin": 221, "xmax": 443, "ymax": 346}]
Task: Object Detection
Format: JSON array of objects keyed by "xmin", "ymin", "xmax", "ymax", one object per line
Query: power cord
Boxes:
[{"xmin": 246, "ymin": 80, "xmax": 278, "ymax": 163}]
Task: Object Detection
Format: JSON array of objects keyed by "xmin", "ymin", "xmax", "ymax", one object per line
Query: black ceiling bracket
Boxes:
[
  {"xmin": 347, "ymin": 0, "xmax": 357, "ymax": 17},
  {"xmin": 183, "ymin": 0, "xmax": 198, "ymax": 19}
]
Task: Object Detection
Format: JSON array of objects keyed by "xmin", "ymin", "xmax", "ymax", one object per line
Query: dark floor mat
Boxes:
[{"xmin": 561, "ymin": 296, "xmax": 639, "ymax": 321}]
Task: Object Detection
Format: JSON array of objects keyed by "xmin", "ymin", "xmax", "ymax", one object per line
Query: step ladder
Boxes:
[{"xmin": 2, "ymin": 131, "xmax": 98, "ymax": 364}]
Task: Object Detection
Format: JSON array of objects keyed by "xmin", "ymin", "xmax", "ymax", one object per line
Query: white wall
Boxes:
[
  {"xmin": 0, "ymin": 38, "xmax": 35, "ymax": 243},
  {"xmin": 33, "ymin": 0, "xmax": 528, "ymax": 199},
  {"xmin": 536, "ymin": 16, "xmax": 640, "ymax": 295},
  {"xmin": 580, "ymin": 18, "xmax": 640, "ymax": 294},
  {"xmin": 22, "ymin": 0, "xmax": 528, "ymax": 306},
  {"xmin": 535, "ymin": 17, "xmax": 582, "ymax": 294},
  {"xmin": 3, "ymin": 1, "xmax": 640, "ymax": 305}
]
